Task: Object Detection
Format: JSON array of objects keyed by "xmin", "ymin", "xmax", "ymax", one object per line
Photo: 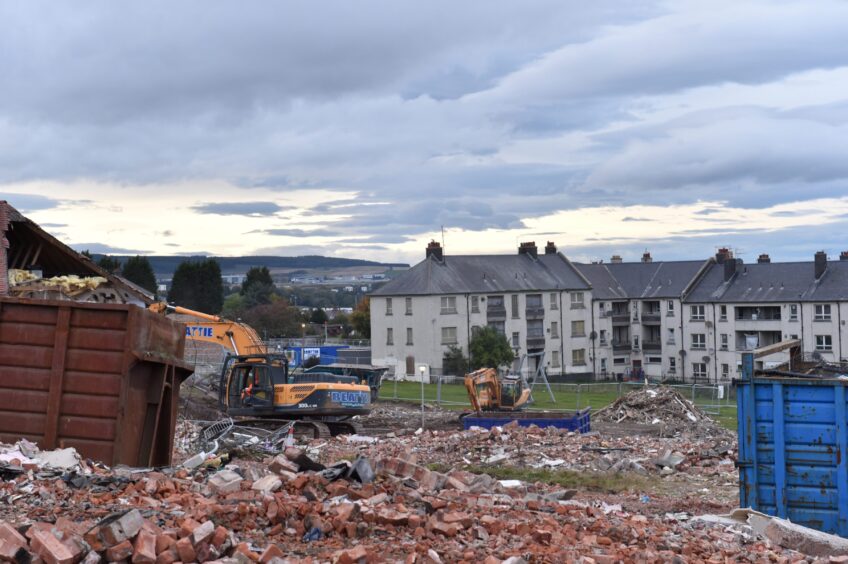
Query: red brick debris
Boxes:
[{"xmin": 0, "ymin": 420, "xmax": 820, "ymax": 564}]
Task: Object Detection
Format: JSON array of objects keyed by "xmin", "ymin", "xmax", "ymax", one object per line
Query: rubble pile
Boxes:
[
  {"xmin": 593, "ymin": 387, "xmax": 732, "ymax": 437},
  {"xmin": 0, "ymin": 442, "xmax": 809, "ymax": 563}
]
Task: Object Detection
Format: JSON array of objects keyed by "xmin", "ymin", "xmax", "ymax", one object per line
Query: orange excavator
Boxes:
[
  {"xmin": 149, "ymin": 303, "xmax": 371, "ymax": 437},
  {"xmin": 464, "ymin": 367, "xmax": 531, "ymax": 413}
]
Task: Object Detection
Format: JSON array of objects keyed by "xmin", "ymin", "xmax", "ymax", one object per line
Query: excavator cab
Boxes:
[{"xmin": 221, "ymin": 353, "xmax": 288, "ymax": 411}]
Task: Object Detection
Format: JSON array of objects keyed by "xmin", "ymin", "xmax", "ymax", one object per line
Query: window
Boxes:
[
  {"xmin": 667, "ymin": 300, "xmax": 675, "ymax": 315},
  {"xmin": 527, "ymin": 319, "xmax": 544, "ymax": 339},
  {"xmin": 405, "ymin": 297, "xmax": 412, "ymax": 316},
  {"xmin": 720, "ymin": 333, "xmax": 728, "ymax": 350},
  {"xmin": 488, "ymin": 295, "xmax": 504, "ymax": 308},
  {"xmin": 816, "ymin": 335, "xmax": 833, "ymax": 351},
  {"xmin": 647, "ymin": 356, "xmax": 661, "ymax": 364},
  {"xmin": 511, "ymin": 295, "xmax": 520, "ymax": 318},
  {"xmin": 571, "ymin": 320, "xmax": 584, "ymax": 337},
  {"xmin": 526, "ymin": 294, "xmax": 542, "ymax": 308},
  {"xmin": 385, "ymin": 298, "xmax": 393, "ymax": 315},
  {"xmin": 790, "ymin": 334, "xmax": 798, "ymax": 340},
  {"xmin": 489, "ymin": 321, "xmax": 505, "ymax": 335},
  {"xmin": 690, "ymin": 305, "xmax": 705, "ymax": 321},
  {"xmin": 550, "ymin": 293, "xmax": 558, "ymax": 310},
  {"xmin": 719, "ymin": 305, "xmax": 727, "ymax": 321},
  {"xmin": 571, "ymin": 292, "xmax": 584, "ymax": 308},
  {"xmin": 721, "ymin": 363, "xmax": 729, "ymax": 378},
  {"xmin": 406, "ymin": 328, "xmax": 413, "ymax": 345},
  {"xmin": 600, "ymin": 358, "xmax": 607, "ymax": 372},
  {"xmin": 470, "ymin": 296, "xmax": 479, "ymax": 313},
  {"xmin": 511, "ymin": 332, "xmax": 520, "ymax": 347},
  {"xmin": 815, "ymin": 304, "xmax": 832, "ymax": 321},
  {"xmin": 551, "ymin": 350, "xmax": 561, "ymax": 368},
  {"xmin": 692, "ymin": 362, "xmax": 707, "ymax": 379},
  {"xmin": 551, "ymin": 321, "xmax": 559, "ymax": 339},
  {"xmin": 440, "ymin": 326, "xmax": 457, "ymax": 345},
  {"xmin": 572, "ymin": 348, "xmax": 586, "ymax": 365},
  {"xmin": 691, "ymin": 333, "xmax": 706, "ymax": 350},
  {"xmin": 614, "ymin": 357, "xmax": 626, "ymax": 365},
  {"xmin": 633, "ymin": 335, "xmax": 640, "ymax": 349},
  {"xmin": 599, "ymin": 329, "xmax": 607, "ymax": 345},
  {"xmin": 789, "ymin": 304, "xmax": 798, "ymax": 321},
  {"xmin": 669, "ymin": 357, "xmax": 677, "ymax": 372},
  {"xmin": 667, "ymin": 328, "xmax": 675, "ymax": 345},
  {"xmin": 386, "ymin": 328, "xmax": 393, "ymax": 345},
  {"xmin": 440, "ymin": 296, "xmax": 457, "ymax": 314},
  {"xmin": 471, "ymin": 325, "xmax": 482, "ymax": 336}
]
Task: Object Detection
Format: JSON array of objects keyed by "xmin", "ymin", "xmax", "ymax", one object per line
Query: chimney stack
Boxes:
[
  {"xmin": 815, "ymin": 251, "xmax": 827, "ymax": 279},
  {"xmin": 518, "ymin": 241, "xmax": 538, "ymax": 259},
  {"xmin": 544, "ymin": 241, "xmax": 557, "ymax": 255},
  {"xmin": 724, "ymin": 258, "xmax": 739, "ymax": 282},
  {"xmin": 840, "ymin": 251, "xmax": 848, "ymax": 261},
  {"xmin": 757, "ymin": 254, "xmax": 771, "ymax": 264},
  {"xmin": 715, "ymin": 247, "xmax": 733, "ymax": 264},
  {"xmin": 610, "ymin": 255, "xmax": 623, "ymax": 264},
  {"xmin": 425, "ymin": 240, "xmax": 443, "ymax": 262},
  {"xmin": 641, "ymin": 251, "xmax": 652, "ymax": 263}
]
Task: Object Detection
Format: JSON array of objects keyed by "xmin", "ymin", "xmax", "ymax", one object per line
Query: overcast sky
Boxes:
[{"xmin": 3, "ymin": 1, "xmax": 847, "ymax": 265}]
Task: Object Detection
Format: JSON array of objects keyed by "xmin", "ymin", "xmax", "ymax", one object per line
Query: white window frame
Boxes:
[
  {"xmin": 385, "ymin": 298, "xmax": 393, "ymax": 315},
  {"xmin": 551, "ymin": 321, "xmax": 559, "ymax": 339},
  {"xmin": 692, "ymin": 362, "xmax": 707, "ymax": 379},
  {"xmin": 668, "ymin": 357, "xmax": 677, "ymax": 372},
  {"xmin": 691, "ymin": 333, "xmax": 706, "ymax": 350},
  {"xmin": 551, "ymin": 350, "xmax": 561, "ymax": 368},
  {"xmin": 719, "ymin": 305, "xmax": 727, "ymax": 321},
  {"xmin": 406, "ymin": 327, "xmax": 413, "ymax": 345},
  {"xmin": 720, "ymin": 333, "xmax": 728, "ymax": 350},
  {"xmin": 667, "ymin": 300, "xmax": 675, "ymax": 315},
  {"xmin": 550, "ymin": 293, "xmax": 558, "ymax": 310},
  {"xmin": 440, "ymin": 326, "xmax": 457, "ymax": 345},
  {"xmin": 440, "ymin": 296, "xmax": 457, "ymax": 315},
  {"xmin": 816, "ymin": 334, "xmax": 833, "ymax": 351},
  {"xmin": 571, "ymin": 320, "xmax": 584, "ymax": 337},
  {"xmin": 789, "ymin": 304, "xmax": 798, "ymax": 321},
  {"xmin": 815, "ymin": 304, "xmax": 832, "ymax": 321},
  {"xmin": 405, "ymin": 297, "xmax": 412, "ymax": 316},
  {"xmin": 572, "ymin": 348, "xmax": 586, "ymax": 366},
  {"xmin": 690, "ymin": 305, "xmax": 705, "ymax": 321},
  {"xmin": 386, "ymin": 328, "xmax": 393, "ymax": 345},
  {"xmin": 570, "ymin": 292, "xmax": 584, "ymax": 308},
  {"xmin": 470, "ymin": 296, "xmax": 479, "ymax": 313}
]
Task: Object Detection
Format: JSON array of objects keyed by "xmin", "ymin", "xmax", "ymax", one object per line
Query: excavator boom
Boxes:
[{"xmin": 148, "ymin": 302, "xmax": 265, "ymax": 355}]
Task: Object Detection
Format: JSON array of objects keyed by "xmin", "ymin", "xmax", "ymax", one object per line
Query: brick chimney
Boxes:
[
  {"xmin": 715, "ymin": 247, "xmax": 733, "ymax": 264},
  {"xmin": 518, "ymin": 241, "xmax": 538, "ymax": 259},
  {"xmin": 544, "ymin": 241, "xmax": 557, "ymax": 255},
  {"xmin": 641, "ymin": 251, "xmax": 652, "ymax": 263},
  {"xmin": 425, "ymin": 240, "xmax": 443, "ymax": 261},
  {"xmin": 610, "ymin": 255, "xmax": 623, "ymax": 264},
  {"xmin": 840, "ymin": 251, "xmax": 848, "ymax": 261},
  {"xmin": 757, "ymin": 254, "xmax": 770, "ymax": 264},
  {"xmin": 815, "ymin": 251, "xmax": 827, "ymax": 280}
]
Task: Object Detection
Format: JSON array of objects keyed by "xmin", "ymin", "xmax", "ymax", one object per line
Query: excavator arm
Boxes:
[{"xmin": 149, "ymin": 302, "xmax": 266, "ymax": 355}]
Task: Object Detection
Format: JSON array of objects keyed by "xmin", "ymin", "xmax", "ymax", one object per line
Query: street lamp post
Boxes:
[
  {"xmin": 419, "ymin": 365, "xmax": 426, "ymax": 430},
  {"xmin": 301, "ymin": 323, "xmax": 306, "ymax": 365}
]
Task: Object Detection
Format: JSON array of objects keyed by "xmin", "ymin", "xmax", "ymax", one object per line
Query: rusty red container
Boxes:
[{"xmin": 0, "ymin": 298, "xmax": 193, "ymax": 466}]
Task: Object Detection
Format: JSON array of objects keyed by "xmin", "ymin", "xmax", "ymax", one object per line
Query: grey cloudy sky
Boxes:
[{"xmin": 2, "ymin": 0, "xmax": 847, "ymax": 264}]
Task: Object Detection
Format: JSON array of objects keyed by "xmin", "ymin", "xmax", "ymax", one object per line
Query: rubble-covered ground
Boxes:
[{"xmin": 0, "ymin": 389, "xmax": 843, "ymax": 562}]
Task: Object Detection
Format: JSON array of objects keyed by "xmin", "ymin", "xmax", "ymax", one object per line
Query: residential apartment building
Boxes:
[
  {"xmin": 575, "ymin": 254, "xmax": 711, "ymax": 380},
  {"xmin": 370, "ymin": 241, "xmax": 593, "ymax": 380},
  {"xmin": 371, "ymin": 243, "xmax": 848, "ymax": 383}
]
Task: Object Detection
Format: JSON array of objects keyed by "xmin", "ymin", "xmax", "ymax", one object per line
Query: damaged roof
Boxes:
[
  {"xmin": 684, "ymin": 259, "xmax": 848, "ymax": 303},
  {"xmin": 371, "ymin": 252, "xmax": 590, "ymax": 296},
  {"xmin": 574, "ymin": 260, "xmax": 710, "ymax": 300},
  {"xmin": 0, "ymin": 201, "xmax": 154, "ymax": 305}
]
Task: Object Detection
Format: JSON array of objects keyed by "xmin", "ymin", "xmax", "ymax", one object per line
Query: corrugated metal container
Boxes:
[
  {"xmin": 462, "ymin": 408, "xmax": 591, "ymax": 432},
  {"xmin": 737, "ymin": 353, "xmax": 848, "ymax": 536},
  {"xmin": 0, "ymin": 298, "xmax": 193, "ymax": 466}
]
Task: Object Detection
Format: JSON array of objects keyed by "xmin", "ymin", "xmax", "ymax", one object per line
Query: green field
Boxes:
[{"xmin": 379, "ymin": 380, "xmax": 738, "ymax": 430}]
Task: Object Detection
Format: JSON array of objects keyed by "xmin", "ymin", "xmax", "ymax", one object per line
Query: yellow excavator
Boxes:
[
  {"xmin": 149, "ymin": 303, "xmax": 372, "ymax": 437},
  {"xmin": 464, "ymin": 367, "xmax": 531, "ymax": 413}
]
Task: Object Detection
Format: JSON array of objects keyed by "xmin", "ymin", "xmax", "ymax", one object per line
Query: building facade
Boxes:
[{"xmin": 371, "ymin": 243, "xmax": 848, "ymax": 383}]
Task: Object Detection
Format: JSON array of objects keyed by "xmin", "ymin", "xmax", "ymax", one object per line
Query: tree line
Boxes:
[{"xmin": 89, "ymin": 254, "xmax": 371, "ymax": 340}]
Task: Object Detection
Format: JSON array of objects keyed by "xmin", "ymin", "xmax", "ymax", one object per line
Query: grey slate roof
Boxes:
[
  {"xmin": 574, "ymin": 260, "xmax": 709, "ymax": 300},
  {"xmin": 371, "ymin": 253, "xmax": 590, "ymax": 297},
  {"xmin": 684, "ymin": 259, "xmax": 848, "ymax": 303}
]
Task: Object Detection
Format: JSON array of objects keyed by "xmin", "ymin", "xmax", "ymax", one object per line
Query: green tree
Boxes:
[
  {"xmin": 97, "ymin": 255, "xmax": 121, "ymax": 274},
  {"xmin": 80, "ymin": 250, "xmax": 92, "ymax": 259},
  {"xmin": 221, "ymin": 293, "xmax": 246, "ymax": 319},
  {"xmin": 240, "ymin": 266, "xmax": 275, "ymax": 308},
  {"xmin": 241, "ymin": 299, "xmax": 301, "ymax": 338},
  {"xmin": 469, "ymin": 326, "xmax": 515, "ymax": 370},
  {"xmin": 442, "ymin": 345, "xmax": 469, "ymax": 376},
  {"xmin": 350, "ymin": 297, "xmax": 371, "ymax": 338},
  {"xmin": 309, "ymin": 308, "xmax": 328, "ymax": 324},
  {"xmin": 168, "ymin": 258, "xmax": 224, "ymax": 313},
  {"xmin": 121, "ymin": 256, "xmax": 157, "ymax": 295}
]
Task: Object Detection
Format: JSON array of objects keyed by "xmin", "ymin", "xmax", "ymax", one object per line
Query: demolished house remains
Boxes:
[{"xmin": 0, "ymin": 201, "xmax": 192, "ymax": 466}]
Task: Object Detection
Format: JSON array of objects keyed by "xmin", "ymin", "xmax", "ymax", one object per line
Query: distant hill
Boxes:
[{"xmin": 91, "ymin": 254, "xmax": 408, "ymax": 277}]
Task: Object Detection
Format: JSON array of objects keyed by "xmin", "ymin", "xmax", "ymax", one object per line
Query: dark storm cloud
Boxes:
[{"xmin": 191, "ymin": 201, "xmax": 292, "ymax": 216}]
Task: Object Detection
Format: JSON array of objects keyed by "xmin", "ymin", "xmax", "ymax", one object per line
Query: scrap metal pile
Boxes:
[{"xmin": 593, "ymin": 387, "xmax": 731, "ymax": 438}]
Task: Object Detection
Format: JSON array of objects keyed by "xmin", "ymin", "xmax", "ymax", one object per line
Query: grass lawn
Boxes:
[{"xmin": 379, "ymin": 380, "xmax": 738, "ymax": 431}]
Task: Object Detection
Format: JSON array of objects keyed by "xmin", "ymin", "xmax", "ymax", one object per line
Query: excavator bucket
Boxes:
[{"xmin": 464, "ymin": 367, "xmax": 501, "ymax": 412}]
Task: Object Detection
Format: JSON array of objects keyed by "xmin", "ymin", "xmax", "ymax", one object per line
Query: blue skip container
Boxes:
[{"xmin": 462, "ymin": 408, "xmax": 591, "ymax": 433}]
